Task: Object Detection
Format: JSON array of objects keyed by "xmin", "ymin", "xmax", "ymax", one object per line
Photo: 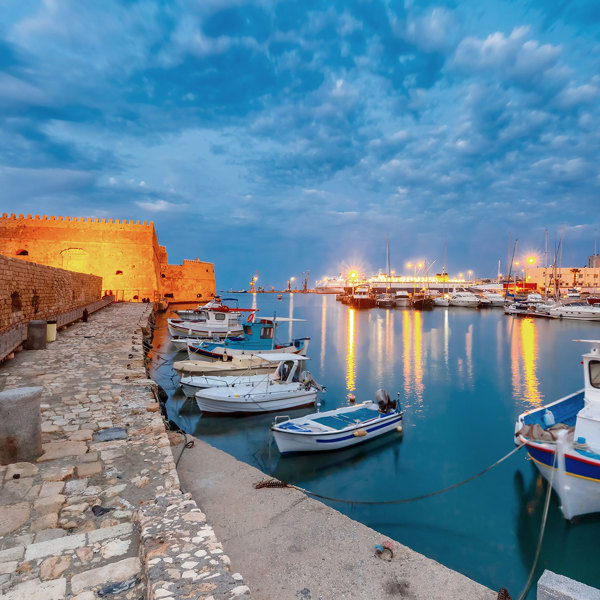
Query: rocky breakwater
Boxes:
[{"xmin": 0, "ymin": 303, "xmax": 248, "ymax": 599}]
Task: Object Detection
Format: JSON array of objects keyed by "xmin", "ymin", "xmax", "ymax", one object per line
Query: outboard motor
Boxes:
[
  {"xmin": 299, "ymin": 371, "xmax": 326, "ymax": 392},
  {"xmin": 375, "ymin": 388, "xmax": 395, "ymax": 413}
]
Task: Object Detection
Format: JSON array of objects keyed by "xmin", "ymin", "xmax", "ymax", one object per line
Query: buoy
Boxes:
[
  {"xmin": 396, "ymin": 426, "xmax": 403, "ymax": 433},
  {"xmin": 353, "ymin": 430, "xmax": 367, "ymax": 437},
  {"xmin": 348, "ymin": 393, "xmax": 356, "ymax": 403}
]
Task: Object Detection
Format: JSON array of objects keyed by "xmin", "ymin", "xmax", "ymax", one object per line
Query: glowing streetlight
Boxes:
[{"xmin": 468, "ymin": 270, "xmax": 473, "ymax": 282}]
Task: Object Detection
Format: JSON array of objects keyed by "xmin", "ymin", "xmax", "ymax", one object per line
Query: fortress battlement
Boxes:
[{"xmin": 1, "ymin": 213, "xmax": 154, "ymax": 228}]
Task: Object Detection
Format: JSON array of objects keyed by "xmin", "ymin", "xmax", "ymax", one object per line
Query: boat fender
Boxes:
[
  {"xmin": 348, "ymin": 393, "xmax": 356, "ymax": 403},
  {"xmin": 543, "ymin": 409, "xmax": 555, "ymax": 428},
  {"xmin": 353, "ymin": 430, "xmax": 367, "ymax": 437}
]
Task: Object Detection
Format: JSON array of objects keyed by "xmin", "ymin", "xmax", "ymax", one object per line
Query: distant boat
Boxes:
[
  {"xmin": 315, "ymin": 276, "xmax": 346, "ymax": 294},
  {"xmin": 482, "ymin": 291, "xmax": 505, "ymax": 306},
  {"xmin": 449, "ymin": 291, "xmax": 480, "ymax": 307},
  {"xmin": 376, "ymin": 293, "xmax": 395, "ymax": 308},
  {"xmin": 271, "ymin": 389, "xmax": 403, "ymax": 454},
  {"xmin": 514, "ymin": 340, "xmax": 600, "ymax": 519},
  {"xmin": 549, "ymin": 302, "xmax": 600, "ymax": 321},
  {"xmin": 349, "ymin": 285, "xmax": 376, "ymax": 309},
  {"xmin": 167, "ymin": 306, "xmax": 246, "ymax": 338},
  {"xmin": 394, "ymin": 290, "xmax": 411, "ymax": 307}
]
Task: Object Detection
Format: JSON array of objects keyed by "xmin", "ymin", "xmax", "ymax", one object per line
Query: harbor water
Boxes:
[{"xmin": 149, "ymin": 293, "xmax": 600, "ymax": 597}]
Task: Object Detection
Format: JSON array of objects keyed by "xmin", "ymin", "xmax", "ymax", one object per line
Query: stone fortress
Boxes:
[{"xmin": 0, "ymin": 213, "xmax": 216, "ymax": 303}]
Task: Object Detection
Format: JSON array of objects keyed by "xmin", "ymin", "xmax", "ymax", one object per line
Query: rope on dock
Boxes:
[
  {"xmin": 516, "ymin": 451, "xmax": 556, "ymax": 600},
  {"xmin": 255, "ymin": 444, "xmax": 525, "ymax": 505}
]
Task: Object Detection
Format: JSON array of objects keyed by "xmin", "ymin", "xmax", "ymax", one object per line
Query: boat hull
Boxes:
[
  {"xmin": 188, "ymin": 342, "xmax": 307, "ymax": 361},
  {"xmin": 521, "ymin": 439, "xmax": 600, "ymax": 519},
  {"xmin": 168, "ymin": 320, "xmax": 243, "ymax": 338},
  {"xmin": 273, "ymin": 412, "xmax": 403, "ymax": 453},
  {"xmin": 195, "ymin": 390, "xmax": 317, "ymax": 414}
]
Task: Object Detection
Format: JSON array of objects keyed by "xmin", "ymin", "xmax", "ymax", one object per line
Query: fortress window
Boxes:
[
  {"xmin": 11, "ymin": 291, "xmax": 22, "ymax": 312},
  {"xmin": 164, "ymin": 293, "xmax": 174, "ymax": 298},
  {"xmin": 196, "ymin": 293, "xmax": 203, "ymax": 298},
  {"xmin": 115, "ymin": 270, "xmax": 123, "ymax": 275},
  {"xmin": 133, "ymin": 295, "xmax": 139, "ymax": 300},
  {"xmin": 16, "ymin": 249, "xmax": 28, "ymax": 256},
  {"xmin": 161, "ymin": 274, "xmax": 166, "ymax": 278}
]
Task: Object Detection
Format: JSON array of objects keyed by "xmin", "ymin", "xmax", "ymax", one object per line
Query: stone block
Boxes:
[
  {"xmin": 538, "ymin": 569, "xmax": 600, "ymax": 600},
  {"xmin": 0, "ymin": 502, "xmax": 30, "ymax": 536},
  {"xmin": 4, "ymin": 462, "xmax": 39, "ymax": 480},
  {"xmin": 0, "ymin": 387, "xmax": 42, "ymax": 465},
  {"xmin": 34, "ymin": 494, "xmax": 65, "ymax": 515},
  {"xmin": 1, "ymin": 576, "xmax": 66, "ymax": 600},
  {"xmin": 40, "ymin": 555, "xmax": 70, "ymax": 581},
  {"xmin": 38, "ymin": 441, "xmax": 88, "ymax": 462},
  {"xmin": 70, "ymin": 556, "xmax": 140, "ymax": 594},
  {"xmin": 87, "ymin": 522, "xmax": 133, "ymax": 543},
  {"xmin": 31, "ymin": 513, "xmax": 59, "ymax": 532},
  {"xmin": 24, "ymin": 531, "xmax": 87, "ymax": 560},
  {"xmin": 76, "ymin": 462, "xmax": 102, "ymax": 478},
  {"xmin": 93, "ymin": 427, "xmax": 127, "ymax": 443},
  {"xmin": 39, "ymin": 481, "xmax": 65, "ymax": 497},
  {"xmin": 0, "ymin": 545, "xmax": 24, "ymax": 562}
]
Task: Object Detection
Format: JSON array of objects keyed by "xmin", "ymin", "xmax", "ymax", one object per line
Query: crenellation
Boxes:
[{"xmin": 42, "ymin": 215, "xmax": 48, "ymax": 220}]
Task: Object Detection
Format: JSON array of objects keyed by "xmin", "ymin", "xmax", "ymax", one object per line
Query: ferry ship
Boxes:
[{"xmin": 315, "ymin": 276, "xmax": 346, "ymax": 294}]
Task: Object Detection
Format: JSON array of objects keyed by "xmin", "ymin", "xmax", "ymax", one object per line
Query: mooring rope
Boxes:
[
  {"xmin": 254, "ymin": 443, "xmax": 525, "ymax": 505},
  {"xmin": 516, "ymin": 451, "xmax": 556, "ymax": 600}
]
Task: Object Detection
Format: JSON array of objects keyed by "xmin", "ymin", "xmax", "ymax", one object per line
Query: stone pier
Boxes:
[{"xmin": 0, "ymin": 304, "xmax": 248, "ymax": 599}]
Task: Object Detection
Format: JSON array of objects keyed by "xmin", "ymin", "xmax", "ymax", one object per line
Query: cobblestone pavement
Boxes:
[{"xmin": 0, "ymin": 303, "xmax": 249, "ymax": 599}]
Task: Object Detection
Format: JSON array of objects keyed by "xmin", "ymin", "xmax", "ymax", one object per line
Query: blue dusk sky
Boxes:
[{"xmin": 1, "ymin": 1, "xmax": 599, "ymax": 289}]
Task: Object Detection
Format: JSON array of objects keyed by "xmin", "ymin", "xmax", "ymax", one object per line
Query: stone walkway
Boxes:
[{"xmin": 0, "ymin": 303, "xmax": 249, "ymax": 599}]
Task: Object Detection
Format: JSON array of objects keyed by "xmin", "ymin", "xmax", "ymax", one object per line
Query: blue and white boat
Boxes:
[
  {"xmin": 187, "ymin": 316, "xmax": 309, "ymax": 361},
  {"xmin": 514, "ymin": 340, "xmax": 600, "ymax": 519},
  {"xmin": 271, "ymin": 389, "xmax": 403, "ymax": 454}
]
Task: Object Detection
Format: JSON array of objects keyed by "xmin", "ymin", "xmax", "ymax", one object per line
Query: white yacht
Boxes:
[
  {"xmin": 315, "ymin": 276, "xmax": 346, "ymax": 294},
  {"xmin": 394, "ymin": 290, "xmax": 411, "ymax": 307},
  {"xmin": 449, "ymin": 291, "xmax": 480, "ymax": 307},
  {"xmin": 549, "ymin": 302, "xmax": 600, "ymax": 321}
]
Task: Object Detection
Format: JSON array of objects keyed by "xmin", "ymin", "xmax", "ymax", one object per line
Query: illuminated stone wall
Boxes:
[
  {"xmin": 0, "ymin": 214, "xmax": 215, "ymax": 302},
  {"xmin": 0, "ymin": 253, "xmax": 102, "ymax": 332}
]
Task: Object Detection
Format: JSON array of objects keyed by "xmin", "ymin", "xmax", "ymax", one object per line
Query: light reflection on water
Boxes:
[{"xmin": 151, "ymin": 293, "xmax": 600, "ymax": 598}]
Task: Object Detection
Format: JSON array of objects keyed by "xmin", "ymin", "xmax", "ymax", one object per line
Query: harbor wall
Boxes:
[
  {"xmin": 0, "ymin": 253, "xmax": 102, "ymax": 332},
  {"xmin": 0, "ymin": 213, "xmax": 216, "ymax": 302}
]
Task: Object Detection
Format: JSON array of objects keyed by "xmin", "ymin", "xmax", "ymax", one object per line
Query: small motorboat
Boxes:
[
  {"xmin": 449, "ymin": 291, "xmax": 480, "ymax": 307},
  {"xmin": 433, "ymin": 295, "xmax": 450, "ymax": 307},
  {"xmin": 376, "ymin": 293, "xmax": 395, "ymax": 308},
  {"xmin": 549, "ymin": 302, "xmax": 600, "ymax": 321},
  {"xmin": 514, "ymin": 339, "xmax": 600, "ymax": 519},
  {"xmin": 482, "ymin": 291, "xmax": 505, "ymax": 306},
  {"xmin": 271, "ymin": 389, "xmax": 403, "ymax": 454},
  {"xmin": 180, "ymin": 353, "xmax": 308, "ymax": 398},
  {"xmin": 173, "ymin": 354, "xmax": 274, "ymax": 377},
  {"xmin": 277, "ymin": 294, "xmax": 283, "ymax": 300},
  {"xmin": 195, "ymin": 358, "xmax": 325, "ymax": 415},
  {"xmin": 168, "ymin": 305, "xmax": 247, "ymax": 338}
]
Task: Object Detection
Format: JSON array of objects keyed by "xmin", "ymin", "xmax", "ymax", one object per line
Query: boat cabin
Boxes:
[{"xmin": 573, "ymin": 341, "xmax": 600, "ymax": 452}]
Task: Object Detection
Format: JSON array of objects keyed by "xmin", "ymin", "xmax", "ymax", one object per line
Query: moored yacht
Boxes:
[
  {"xmin": 394, "ymin": 290, "xmax": 411, "ymax": 307},
  {"xmin": 482, "ymin": 291, "xmax": 505, "ymax": 306},
  {"xmin": 449, "ymin": 291, "xmax": 480, "ymax": 307}
]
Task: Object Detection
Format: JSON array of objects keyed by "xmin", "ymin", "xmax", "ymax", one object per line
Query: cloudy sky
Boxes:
[{"xmin": 1, "ymin": 1, "xmax": 599, "ymax": 288}]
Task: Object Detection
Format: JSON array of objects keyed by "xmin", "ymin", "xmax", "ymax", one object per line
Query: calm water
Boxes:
[{"xmin": 149, "ymin": 293, "xmax": 600, "ymax": 597}]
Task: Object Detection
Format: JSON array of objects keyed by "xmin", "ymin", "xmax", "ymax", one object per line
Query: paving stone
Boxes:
[
  {"xmin": 34, "ymin": 528, "xmax": 66, "ymax": 542},
  {"xmin": 87, "ymin": 522, "xmax": 133, "ymax": 543},
  {"xmin": 31, "ymin": 513, "xmax": 59, "ymax": 532},
  {"xmin": 0, "ymin": 502, "xmax": 30, "ymax": 536},
  {"xmin": 33, "ymin": 494, "xmax": 65, "ymax": 515},
  {"xmin": 41, "ymin": 466, "xmax": 75, "ymax": 481},
  {"xmin": 70, "ymin": 556, "xmax": 140, "ymax": 594},
  {"xmin": 79, "ymin": 452, "xmax": 99, "ymax": 463},
  {"xmin": 2, "ymin": 577, "xmax": 66, "ymax": 600},
  {"xmin": 0, "ymin": 545, "xmax": 24, "ymax": 562},
  {"xmin": 76, "ymin": 462, "xmax": 102, "ymax": 478},
  {"xmin": 93, "ymin": 427, "xmax": 127, "ymax": 442},
  {"xmin": 40, "ymin": 555, "xmax": 71, "ymax": 580},
  {"xmin": 4, "ymin": 462, "xmax": 39, "ymax": 480},
  {"xmin": 39, "ymin": 481, "xmax": 65, "ymax": 498},
  {"xmin": 0, "ymin": 561, "xmax": 18, "ymax": 575},
  {"xmin": 69, "ymin": 430, "xmax": 94, "ymax": 442},
  {"xmin": 24, "ymin": 531, "xmax": 87, "ymax": 560},
  {"xmin": 65, "ymin": 478, "xmax": 88, "ymax": 495},
  {"xmin": 38, "ymin": 441, "xmax": 88, "ymax": 462}
]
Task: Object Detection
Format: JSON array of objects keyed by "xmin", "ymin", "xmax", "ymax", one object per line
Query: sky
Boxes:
[{"xmin": 1, "ymin": 0, "xmax": 600, "ymax": 289}]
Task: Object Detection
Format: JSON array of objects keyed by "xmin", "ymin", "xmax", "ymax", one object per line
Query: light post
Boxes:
[
  {"xmin": 468, "ymin": 270, "xmax": 472, "ymax": 283},
  {"xmin": 526, "ymin": 256, "xmax": 535, "ymax": 286}
]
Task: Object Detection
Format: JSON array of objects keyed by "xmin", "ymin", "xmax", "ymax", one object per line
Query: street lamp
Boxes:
[
  {"xmin": 526, "ymin": 256, "xmax": 536, "ymax": 284},
  {"xmin": 288, "ymin": 276, "xmax": 295, "ymax": 291}
]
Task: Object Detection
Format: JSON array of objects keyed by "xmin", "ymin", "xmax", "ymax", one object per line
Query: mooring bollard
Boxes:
[
  {"xmin": 0, "ymin": 386, "xmax": 43, "ymax": 465},
  {"xmin": 25, "ymin": 320, "xmax": 47, "ymax": 350},
  {"xmin": 46, "ymin": 319, "xmax": 57, "ymax": 343}
]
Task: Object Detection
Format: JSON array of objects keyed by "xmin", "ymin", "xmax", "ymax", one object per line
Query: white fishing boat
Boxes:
[
  {"xmin": 195, "ymin": 356, "xmax": 325, "ymax": 414},
  {"xmin": 180, "ymin": 353, "xmax": 308, "ymax": 398},
  {"xmin": 514, "ymin": 340, "xmax": 600, "ymax": 519},
  {"xmin": 433, "ymin": 295, "xmax": 450, "ymax": 307},
  {"xmin": 449, "ymin": 291, "xmax": 480, "ymax": 307},
  {"xmin": 549, "ymin": 302, "xmax": 600, "ymax": 321},
  {"xmin": 170, "ymin": 337, "xmax": 197, "ymax": 352},
  {"xmin": 173, "ymin": 354, "xmax": 274, "ymax": 377},
  {"xmin": 167, "ymin": 307, "xmax": 246, "ymax": 338},
  {"xmin": 394, "ymin": 290, "xmax": 411, "ymax": 307},
  {"xmin": 175, "ymin": 296, "xmax": 237, "ymax": 320},
  {"xmin": 271, "ymin": 389, "xmax": 403, "ymax": 454}
]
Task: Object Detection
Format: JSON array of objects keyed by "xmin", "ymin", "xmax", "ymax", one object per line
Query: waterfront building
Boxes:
[
  {"xmin": 0, "ymin": 213, "xmax": 216, "ymax": 302},
  {"xmin": 525, "ymin": 264, "xmax": 600, "ymax": 294}
]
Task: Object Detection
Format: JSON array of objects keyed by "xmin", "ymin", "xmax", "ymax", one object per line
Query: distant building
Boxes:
[
  {"xmin": 589, "ymin": 254, "xmax": 600, "ymax": 268},
  {"xmin": 526, "ymin": 265, "xmax": 600, "ymax": 292},
  {"xmin": 0, "ymin": 213, "xmax": 215, "ymax": 302}
]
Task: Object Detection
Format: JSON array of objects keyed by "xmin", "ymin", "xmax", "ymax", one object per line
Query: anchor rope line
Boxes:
[
  {"xmin": 517, "ymin": 450, "xmax": 556, "ymax": 600},
  {"xmin": 254, "ymin": 443, "xmax": 525, "ymax": 505}
]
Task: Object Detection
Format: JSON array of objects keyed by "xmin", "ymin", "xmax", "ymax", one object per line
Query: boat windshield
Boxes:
[{"xmin": 590, "ymin": 360, "xmax": 600, "ymax": 389}]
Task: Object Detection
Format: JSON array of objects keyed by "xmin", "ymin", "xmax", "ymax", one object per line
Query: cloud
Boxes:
[{"xmin": 135, "ymin": 199, "xmax": 182, "ymax": 212}]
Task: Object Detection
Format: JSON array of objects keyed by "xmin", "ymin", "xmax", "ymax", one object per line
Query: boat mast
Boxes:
[
  {"xmin": 507, "ymin": 239, "xmax": 518, "ymax": 302},
  {"xmin": 386, "ymin": 234, "xmax": 391, "ymax": 294},
  {"xmin": 544, "ymin": 228, "xmax": 548, "ymax": 300}
]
